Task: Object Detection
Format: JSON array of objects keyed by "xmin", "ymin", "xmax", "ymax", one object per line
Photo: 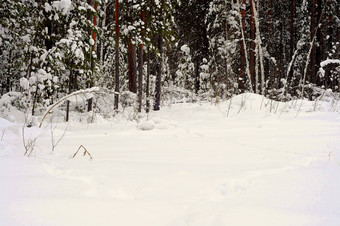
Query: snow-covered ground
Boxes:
[{"xmin": 1, "ymin": 94, "xmax": 340, "ymax": 226}]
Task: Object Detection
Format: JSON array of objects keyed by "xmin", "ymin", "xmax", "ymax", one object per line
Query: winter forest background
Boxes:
[
  {"xmin": 1, "ymin": 0, "xmax": 339, "ymax": 116},
  {"xmin": 2, "ymin": 1, "xmax": 340, "ymax": 225}
]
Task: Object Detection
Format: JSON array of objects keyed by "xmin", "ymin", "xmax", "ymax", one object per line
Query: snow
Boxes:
[
  {"xmin": 44, "ymin": 3, "xmax": 52, "ymax": 13},
  {"xmin": 52, "ymin": 0, "xmax": 72, "ymax": 15},
  {"xmin": 138, "ymin": 120, "xmax": 155, "ymax": 131},
  {"xmin": 320, "ymin": 59, "xmax": 340, "ymax": 67},
  {"xmin": 89, "ymin": 37, "xmax": 95, "ymax": 46},
  {"xmin": 19, "ymin": 77, "xmax": 29, "ymax": 90},
  {"xmin": 180, "ymin": 44, "xmax": 190, "ymax": 55},
  {"xmin": 1, "ymin": 94, "xmax": 340, "ymax": 226}
]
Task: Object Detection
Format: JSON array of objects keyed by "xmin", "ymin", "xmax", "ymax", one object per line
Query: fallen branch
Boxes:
[
  {"xmin": 39, "ymin": 87, "xmax": 119, "ymax": 128},
  {"xmin": 73, "ymin": 145, "xmax": 93, "ymax": 160}
]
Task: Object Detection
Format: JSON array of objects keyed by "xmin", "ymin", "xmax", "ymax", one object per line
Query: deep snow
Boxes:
[{"xmin": 1, "ymin": 94, "xmax": 340, "ymax": 226}]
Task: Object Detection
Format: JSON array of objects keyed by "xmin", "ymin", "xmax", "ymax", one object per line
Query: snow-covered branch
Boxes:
[{"xmin": 39, "ymin": 87, "xmax": 119, "ymax": 128}]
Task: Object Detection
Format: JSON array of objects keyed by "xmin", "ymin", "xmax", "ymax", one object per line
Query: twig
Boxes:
[{"xmin": 73, "ymin": 145, "xmax": 93, "ymax": 160}]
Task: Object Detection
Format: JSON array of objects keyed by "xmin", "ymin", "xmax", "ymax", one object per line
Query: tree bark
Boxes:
[
  {"xmin": 146, "ymin": 50, "xmax": 150, "ymax": 113},
  {"xmin": 114, "ymin": 0, "xmax": 119, "ymax": 111},
  {"xmin": 138, "ymin": 8, "xmax": 145, "ymax": 113},
  {"xmin": 315, "ymin": 0, "xmax": 323, "ymax": 86},
  {"xmin": 128, "ymin": 39, "xmax": 137, "ymax": 93},
  {"xmin": 239, "ymin": 0, "xmax": 246, "ymax": 91},
  {"xmin": 249, "ymin": 0, "xmax": 256, "ymax": 92},
  {"xmin": 310, "ymin": 0, "xmax": 317, "ymax": 84},
  {"xmin": 289, "ymin": 0, "xmax": 296, "ymax": 84},
  {"xmin": 154, "ymin": 0, "xmax": 164, "ymax": 111}
]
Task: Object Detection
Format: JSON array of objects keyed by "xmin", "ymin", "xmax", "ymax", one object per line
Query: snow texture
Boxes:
[{"xmin": 1, "ymin": 94, "xmax": 340, "ymax": 226}]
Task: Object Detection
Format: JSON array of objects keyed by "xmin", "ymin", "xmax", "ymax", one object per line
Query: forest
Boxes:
[
  {"xmin": 1, "ymin": 0, "xmax": 339, "ymax": 116},
  {"xmin": 2, "ymin": 1, "xmax": 340, "ymax": 225}
]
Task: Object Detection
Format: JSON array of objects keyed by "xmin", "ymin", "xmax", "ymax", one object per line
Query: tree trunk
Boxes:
[
  {"xmin": 315, "ymin": 0, "xmax": 323, "ymax": 86},
  {"xmin": 327, "ymin": 0, "xmax": 334, "ymax": 89},
  {"xmin": 310, "ymin": 0, "xmax": 317, "ymax": 84},
  {"xmin": 249, "ymin": 0, "xmax": 256, "ymax": 92},
  {"xmin": 66, "ymin": 100, "xmax": 70, "ymax": 122},
  {"xmin": 146, "ymin": 50, "xmax": 150, "ymax": 113},
  {"xmin": 138, "ymin": 8, "xmax": 145, "ymax": 113},
  {"xmin": 154, "ymin": 0, "xmax": 164, "ymax": 111},
  {"xmin": 289, "ymin": 0, "xmax": 296, "ymax": 84},
  {"xmin": 154, "ymin": 34, "xmax": 163, "ymax": 111},
  {"xmin": 237, "ymin": 0, "xmax": 252, "ymax": 92},
  {"xmin": 88, "ymin": 0, "xmax": 97, "ymax": 111},
  {"xmin": 128, "ymin": 39, "xmax": 137, "ymax": 93},
  {"xmin": 239, "ymin": 0, "xmax": 246, "ymax": 91},
  {"xmin": 265, "ymin": 0, "xmax": 273, "ymax": 90},
  {"xmin": 114, "ymin": 0, "xmax": 119, "ymax": 111}
]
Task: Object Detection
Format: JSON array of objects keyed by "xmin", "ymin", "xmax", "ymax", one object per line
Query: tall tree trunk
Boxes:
[
  {"xmin": 249, "ymin": 0, "xmax": 256, "ymax": 92},
  {"xmin": 289, "ymin": 0, "xmax": 296, "ymax": 84},
  {"xmin": 327, "ymin": 0, "xmax": 334, "ymax": 89},
  {"xmin": 154, "ymin": 34, "xmax": 163, "ymax": 111},
  {"xmin": 237, "ymin": 0, "xmax": 252, "ymax": 92},
  {"xmin": 99, "ymin": 2, "xmax": 107, "ymax": 66},
  {"xmin": 44, "ymin": 0, "xmax": 53, "ymax": 50},
  {"xmin": 138, "ymin": 8, "xmax": 145, "ymax": 113},
  {"xmin": 265, "ymin": 0, "xmax": 273, "ymax": 90},
  {"xmin": 88, "ymin": 0, "xmax": 97, "ymax": 112},
  {"xmin": 154, "ymin": 0, "xmax": 164, "ymax": 111},
  {"xmin": 128, "ymin": 39, "xmax": 137, "ymax": 93},
  {"xmin": 114, "ymin": 0, "xmax": 119, "ymax": 111},
  {"xmin": 146, "ymin": 50, "xmax": 150, "ymax": 113},
  {"xmin": 239, "ymin": 0, "xmax": 246, "ymax": 91},
  {"xmin": 252, "ymin": 0, "xmax": 265, "ymax": 94},
  {"xmin": 310, "ymin": 0, "xmax": 317, "ymax": 84},
  {"xmin": 315, "ymin": 0, "xmax": 323, "ymax": 86}
]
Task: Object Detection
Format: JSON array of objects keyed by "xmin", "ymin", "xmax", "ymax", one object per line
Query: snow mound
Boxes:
[
  {"xmin": 0, "ymin": 118, "xmax": 13, "ymax": 128},
  {"xmin": 137, "ymin": 120, "xmax": 155, "ymax": 131}
]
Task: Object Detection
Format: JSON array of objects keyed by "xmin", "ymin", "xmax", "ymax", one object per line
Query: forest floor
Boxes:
[{"xmin": 1, "ymin": 93, "xmax": 340, "ymax": 226}]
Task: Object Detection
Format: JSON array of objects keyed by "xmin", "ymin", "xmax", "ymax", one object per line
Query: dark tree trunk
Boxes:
[
  {"xmin": 114, "ymin": 0, "xmax": 120, "ymax": 111},
  {"xmin": 326, "ymin": 0, "xmax": 334, "ymax": 89},
  {"xmin": 88, "ymin": 1, "xmax": 97, "ymax": 111},
  {"xmin": 138, "ymin": 8, "xmax": 145, "ymax": 113},
  {"xmin": 154, "ymin": 0, "xmax": 164, "ymax": 111},
  {"xmin": 44, "ymin": 0, "xmax": 53, "ymax": 50},
  {"xmin": 87, "ymin": 98, "xmax": 93, "ymax": 112},
  {"xmin": 146, "ymin": 50, "xmax": 150, "ymax": 113},
  {"xmin": 265, "ymin": 0, "xmax": 273, "ymax": 90},
  {"xmin": 290, "ymin": 0, "xmax": 296, "ymax": 58},
  {"xmin": 315, "ymin": 0, "xmax": 323, "ymax": 86},
  {"xmin": 239, "ymin": 0, "xmax": 246, "ymax": 91},
  {"xmin": 154, "ymin": 34, "xmax": 163, "ymax": 111},
  {"xmin": 128, "ymin": 39, "xmax": 137, "ymax": 93},
  {"xmin": 249, "ymin": 0, "xmax": 256, "ymax": 92},
  {"xmin": 288, "ymin": 0, "xmax": 296, "ymax": 84},
  {"xmin": 310, "ymin": 0, "xmax": 317, "ymax": 84},
  {"xmin": 66, "ymin": 100, "xmax": 70, "ymax": 122}
]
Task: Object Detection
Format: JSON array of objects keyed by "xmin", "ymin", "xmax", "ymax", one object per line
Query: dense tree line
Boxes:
[{"xmin": 0, "ymin": 0, "xmax": 339, "ymax": 116}]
